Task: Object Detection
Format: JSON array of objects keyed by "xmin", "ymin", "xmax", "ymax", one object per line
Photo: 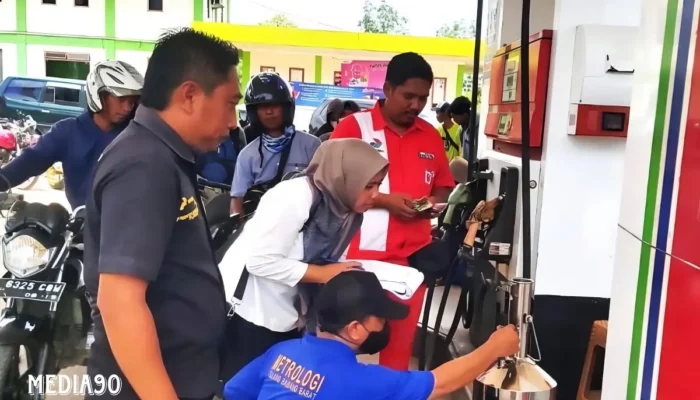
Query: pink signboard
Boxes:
[{"xmin": 340, "ymin": 60, "xmax": 389, "ymax": 88}]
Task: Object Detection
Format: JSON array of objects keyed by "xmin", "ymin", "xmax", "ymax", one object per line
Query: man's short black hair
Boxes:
[
  {"xmin": 141, "ymin": 28, "xmax": 240, "ymax": 110},
  {"xmin": 385, "ymin": 52, "xmax": 434, "ymax": 87},
  {"xmin": 449, "ymin": 96, "xmax": 471, "ymax": 115}
]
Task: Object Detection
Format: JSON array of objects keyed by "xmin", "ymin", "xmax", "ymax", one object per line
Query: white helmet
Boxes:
[{"xmin": 86, "ymin": 60, "xmax": 144, "ymax": 113}]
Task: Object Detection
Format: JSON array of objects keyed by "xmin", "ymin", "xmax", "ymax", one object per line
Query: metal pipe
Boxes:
[
  {"xmin": 520, "ymin": 0, "xmax": 533, "ymax": 280},
  {"xmin": 418, "ymin": 278, "xmax": 436, "ymax": 370},
  {"xmin": 426, "ymin": 257, "xmax": 460, "ymax": 369},
  {"xmin": 509, "ymin": 278, "xmax": 533, "ymax": 359},
  {"xmin": 467, "ymin": 0, "xmax": 484, "ymax": 179}
]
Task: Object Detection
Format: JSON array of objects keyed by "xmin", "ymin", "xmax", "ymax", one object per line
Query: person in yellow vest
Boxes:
[{"xmin": 432, "ymin": 101, "xmax": 462, "ymax": 162}]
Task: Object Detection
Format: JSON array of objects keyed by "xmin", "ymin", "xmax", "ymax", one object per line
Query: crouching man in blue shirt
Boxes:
[{"xmin": 224, "ymin": 270, "xmax": 520, "ymax": 400}]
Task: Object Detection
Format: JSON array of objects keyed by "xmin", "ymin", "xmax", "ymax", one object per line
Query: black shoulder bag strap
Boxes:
[
  {"xmin": 271, "ymin": 132, "xmax": 296, "ymax": 186},
  {"xmin": 443, "ymin": 123, "xmax": 460, "ymax": 151},
  {"xmin": 229, "ymin": 134, "xmax": 298, "ymax": 319}
]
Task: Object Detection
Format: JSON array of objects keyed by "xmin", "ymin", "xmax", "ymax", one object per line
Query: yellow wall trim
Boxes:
[{"xmin": 193, "ymin": 22, "xmax": 477, "ymax": 59}]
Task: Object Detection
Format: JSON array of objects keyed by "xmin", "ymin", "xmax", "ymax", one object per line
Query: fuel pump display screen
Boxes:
[
  {"xmin": 498, "ymin": 114, "xmax": 511, "ymax": 135},
  {"xmin": 502, "ymin": 51, "xmax": 520, "ymax": 103},
  {"xmin": 601, "ymin": 112, "xmax": 625, "ymax": 132}
]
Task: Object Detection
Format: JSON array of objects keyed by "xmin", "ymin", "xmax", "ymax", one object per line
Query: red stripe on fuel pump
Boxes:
[{"xmin": 655, "ymin": 18, "xmax": 700, "ymax": 398}]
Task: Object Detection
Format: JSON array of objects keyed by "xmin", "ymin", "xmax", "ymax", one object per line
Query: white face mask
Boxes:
[{"xmin": 330, "ymin": 120, "xmax": 338, "ymax": 128}]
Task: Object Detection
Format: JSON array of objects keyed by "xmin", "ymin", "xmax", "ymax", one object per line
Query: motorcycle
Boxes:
[
  {"xmin": 0, "ymin": 115, "xmax": 42, "ymax": 191},
  {"xmin": 0, "ymin": 177, "xmax": 248, "ymax": 399},
  {"xmin": 198, "ymin": 178, "xmax": 255, "ymax": 262},
  {"xmin": 198, "ymin": 177, "xmax": 230, "ymax": 206},
  {"xmin": 0, "ymin": 193, "xmax": 91, "ymax": 400}
]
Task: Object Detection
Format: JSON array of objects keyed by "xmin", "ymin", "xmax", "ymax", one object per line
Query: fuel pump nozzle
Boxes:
[{"xmin": 474, "ymin": 277, "xmax": 553, "ymax": 396}]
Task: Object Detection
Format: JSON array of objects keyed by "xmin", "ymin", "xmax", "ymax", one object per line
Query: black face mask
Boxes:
[{"xmin": 357, "ymin": 324, "xmax": 391, "ymax": 355}]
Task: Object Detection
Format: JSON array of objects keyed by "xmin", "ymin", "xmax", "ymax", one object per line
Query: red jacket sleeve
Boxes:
[{"xmin": 329, "ymin": 115, "xmax": 362, "ymax": 140}]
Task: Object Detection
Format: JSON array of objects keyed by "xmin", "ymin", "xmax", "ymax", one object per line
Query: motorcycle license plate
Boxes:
[{"xmin": 0, "ymin": 278, "xmax": 66, "ymax": 302}]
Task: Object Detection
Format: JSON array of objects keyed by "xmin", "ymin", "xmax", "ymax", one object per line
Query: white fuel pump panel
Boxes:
[
  {"xmin": 569, "ymin": 24, "xmax": 639, "ymax": 106},
  {"xmin": 483, "ymin": 150, "xmax": 542, "ymax": 282},
  {"xmin": 568, "ymin": 25, "xmax": 639, "ymax": 137}
]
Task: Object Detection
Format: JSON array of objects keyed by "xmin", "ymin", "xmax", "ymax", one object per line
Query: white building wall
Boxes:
[
  {"xmin": 250, "ymin": 51, "xmax": 316, "ymax": 83},
  {"xmin": 25, "ymin": 44, "xmax": 105, "ymax": 78},
  {"xmin": 321, "ymin": 56, "xmax": 343, "ymax": 84},
  {"xmin": 430, "ymin": 60, "xmax": 460, "ymax": 102},
  {"xmin": 0, "ymin": 44, "xmax": 18, "ymax": 79},
  {"xmin": 115, "ymin": 0, "xmax": 193, "ymax": 41},
  {"xmin": 115, "ymin": 49, "xmax": 151, "ymax": 76},
  {"xmin": 26, "ymin": 0, "xmax": 105, "ymax": 37},
  {"xmin": 0, "ymin": 0, "xmax": 17, "ymax": 32}
]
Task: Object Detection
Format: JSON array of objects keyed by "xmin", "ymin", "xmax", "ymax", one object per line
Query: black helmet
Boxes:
[{"xmin": 244, "ymin": 72, "xmax": 296, "ymax": 130}]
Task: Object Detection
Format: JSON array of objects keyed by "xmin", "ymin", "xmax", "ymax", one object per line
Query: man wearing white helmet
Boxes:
[{"xmin": 0, "ymin": 60, "xmax": 144, "ymax": 208}]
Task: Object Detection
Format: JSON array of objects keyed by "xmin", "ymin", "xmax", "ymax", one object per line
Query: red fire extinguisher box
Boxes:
[{"xmin": 485, "ymin": 30, "xmax": 553, "ymax": 156}]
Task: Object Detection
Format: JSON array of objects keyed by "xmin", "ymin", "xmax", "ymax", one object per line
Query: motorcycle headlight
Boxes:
[{"xmin": 2, "ymin": 235, "xmax": 55, "ymax": 278}]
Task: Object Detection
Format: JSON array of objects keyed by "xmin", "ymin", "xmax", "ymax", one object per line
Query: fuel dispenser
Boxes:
[
  {"xmin": 484, "ymin": 30, "xmax": 553, "ymax": 159},
  {"xmin": 463, "ymin": 167, "xmax": 519, "ymax": 348},
  {"xmin": 471, "ymin": 0, "xmax": 557, "ymax": 397},
  {"xmin": 414, "ymin": 0, "xmax": 559, "ymax": 397}
]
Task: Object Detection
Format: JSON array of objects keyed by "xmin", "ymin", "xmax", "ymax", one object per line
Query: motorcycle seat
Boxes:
[{"xmin": 205, "ymin": 193, "xmax": 233, "ymax": 228}]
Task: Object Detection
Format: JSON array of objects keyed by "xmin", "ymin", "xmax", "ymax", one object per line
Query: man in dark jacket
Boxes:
[
  {"xmin": 317, "ymin": 99, "xmax": 361, "ymax": 142},
  {"xmin": 449, "ymin": 96, "xmax": 479, "ymax": 162},
  {"xmin": 0, "ymin": 60, "xmax": 144, "ymax": 208},
  {"xmin": 196, "ymin": 126, "xmax": 247, "ymax": 185}
]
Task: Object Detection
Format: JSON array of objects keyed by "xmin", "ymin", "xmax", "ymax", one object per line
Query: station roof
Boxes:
[{"xmin": 193, "ymin": 22, "xmax": 478, "ymax": 63}]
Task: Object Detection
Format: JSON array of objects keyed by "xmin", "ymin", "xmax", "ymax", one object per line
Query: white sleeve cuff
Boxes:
[{"xmin": 287, "ymin": 261, "xmax": 309, "ymax": 287}]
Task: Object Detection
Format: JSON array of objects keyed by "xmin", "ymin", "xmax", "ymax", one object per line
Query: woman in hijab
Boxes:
[{"xmin": 219, "ymin": 138, "xmax": 389, "ymax": 380}]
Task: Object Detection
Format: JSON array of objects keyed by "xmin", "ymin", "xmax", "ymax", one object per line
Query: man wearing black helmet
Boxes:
[{"xmin": 230, "ymin": 72, "xmax": 321, "ymax": 214}]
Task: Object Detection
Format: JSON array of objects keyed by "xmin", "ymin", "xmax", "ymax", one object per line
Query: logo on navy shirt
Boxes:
[
  {"xmin": 419, "ymin": 152, "xmax": 435, "ymax": 160},
  {"xmin": 369, "ymin": 138, "xmax": 384, "ymax": 152},
  {"xmin": 176, "ymin": 196, "xmax": 199, "ymax": 222}
]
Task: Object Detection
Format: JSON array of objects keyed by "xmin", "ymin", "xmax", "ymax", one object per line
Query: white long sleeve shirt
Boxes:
[{"xmin": 219, "ymin": 178, "xmax": 314, "ymax": 332}]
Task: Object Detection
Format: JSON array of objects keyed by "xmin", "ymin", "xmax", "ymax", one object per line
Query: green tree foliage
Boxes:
[
  {"xmin": 436, "ymin": 19, "xmax": 476, "ymax": 39},
  {"xmin": 357, "ymin": 0, "xmax": 408, "ymax": 35},
  {"xmin": 259, "ymin": 14, "xmax": 297, "ymax": 28}
]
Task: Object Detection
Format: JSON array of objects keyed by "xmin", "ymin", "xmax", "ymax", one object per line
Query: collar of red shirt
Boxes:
[{"xmin": 370, "ymin": 99, "xmax": 422, "ymax": 136}]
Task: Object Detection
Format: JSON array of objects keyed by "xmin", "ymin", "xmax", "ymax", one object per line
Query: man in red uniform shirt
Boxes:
[{"xmin": 330, "ymin": 52, "xmax": 455, "ymax": 369}]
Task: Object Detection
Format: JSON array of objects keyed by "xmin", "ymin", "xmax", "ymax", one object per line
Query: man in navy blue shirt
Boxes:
[
  {"xmin": 196, "ymin": 126, "xmax": 247, "ymax": 185},
  {"xmin": 225, "ymin": 270, "xmax": 519, "ymax": 400},
  {"xmin": 0, "ymin": 60, "xmax": 143, "ymax": 208}
]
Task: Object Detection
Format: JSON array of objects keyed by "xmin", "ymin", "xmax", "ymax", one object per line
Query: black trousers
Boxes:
[{"xmin": 220, "ymin": 314, "xmax": 301, "ymax": 383}]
